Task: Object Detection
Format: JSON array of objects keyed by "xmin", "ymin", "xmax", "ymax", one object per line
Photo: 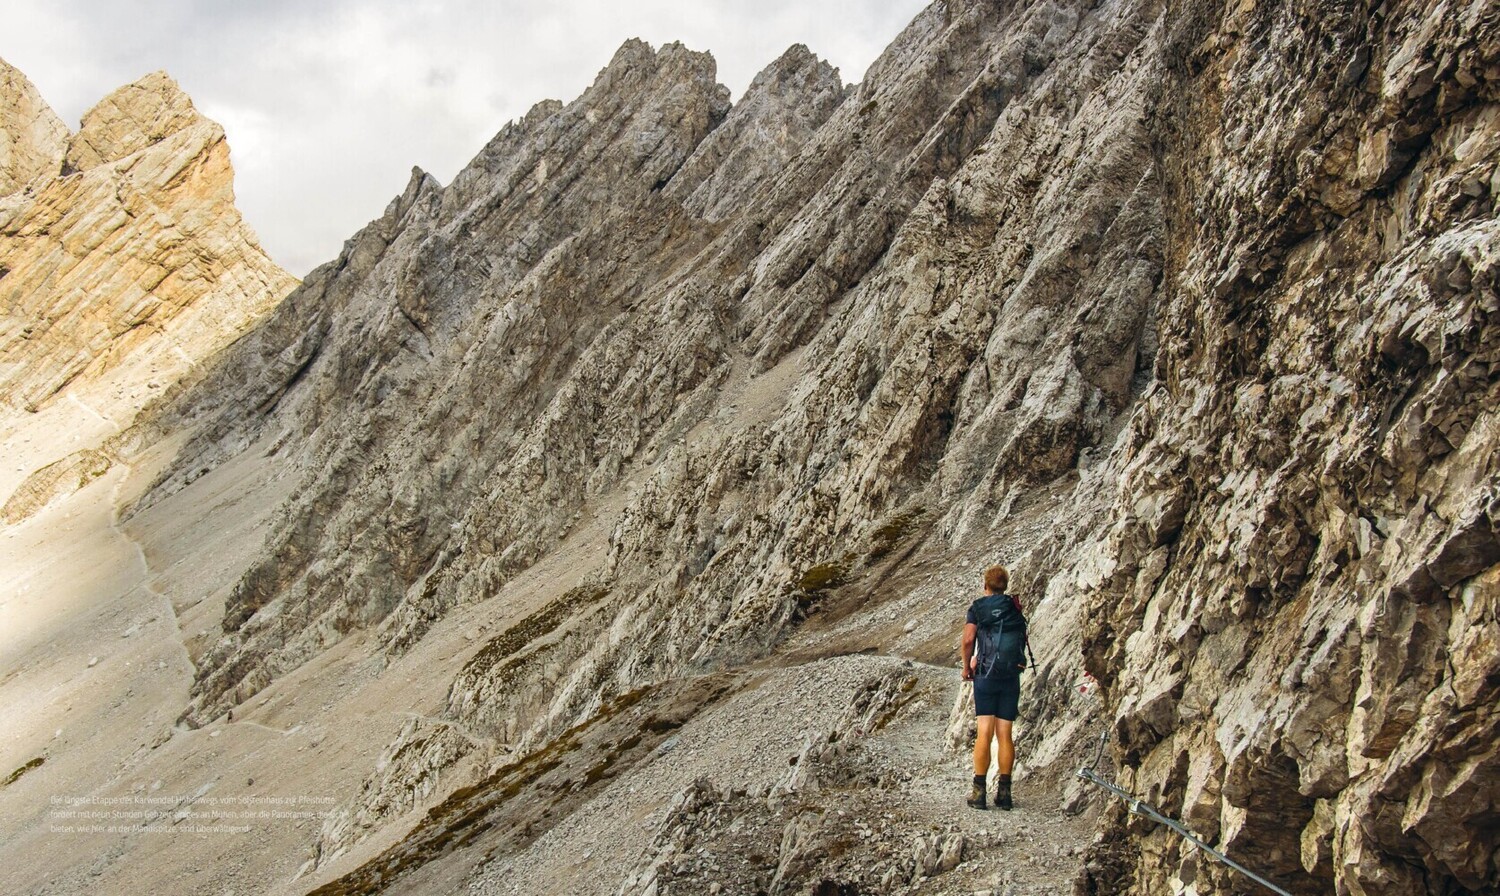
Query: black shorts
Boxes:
[{"xmin": 974, "ymin": 671, "xmax": 1021, "ymax": 721}]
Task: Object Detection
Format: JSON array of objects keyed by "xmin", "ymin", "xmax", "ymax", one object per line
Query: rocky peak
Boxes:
[
  {"xmin": 576, "ymin": 37, "xmax": 729, "ymax": 129},
  {"xmin": 664, "ymin": 43, "xmax": 846, "ymax": 220},
  {"xmin": 576, "ymin": 38, "xmax": 731, "ymax": 182},
  {"xmin": 439, "ymin": 38, "xmax": 730, "ymax": 221},
  {"xmin": 0, "ymin": 56, "xmax": 68, "ymax": 195},
  {"xmin": 0, "ymin": 61, "xmax": 292, "ymax": 513},
  {"xmin": 63, "ymin": 70, "xmax": 206, "ymax": 172},
  {"xmin": 598, "ymin": 38, "xmax": 721, "ymax": 91},
  {"xmin": 750, "ymin": 43, "xmax": 839, "ymax": 92}
]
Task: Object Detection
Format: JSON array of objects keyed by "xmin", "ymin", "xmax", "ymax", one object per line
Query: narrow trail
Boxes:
[
  {"xmin": 459, "ymin": 656, "xmax": 1096, "ymax": 896},
  {"xmin": 233, "ymin": 719, "xmax": 300, "ymax": 737},
  {"xmin": 392, "ymin": 710, "xmax": 491, "ymax": 750},
  {"xmin": 876, "ymin": 663, "xmax": 1096, "ymax": 895},
  {"xmin": 105, "ymin": 458, "xmax": 193, "ymax": 679},
  {"xmin": 66, "ymin": 392, "xmax": 118, "ymax": 430}
]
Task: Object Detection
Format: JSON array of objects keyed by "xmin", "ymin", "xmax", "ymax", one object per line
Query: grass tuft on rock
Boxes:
[
  {"xmin": 3, "ymin": 756, "xmax": 44, "ymax": 787},
  {"xmin": 799, "ymin": 559, "xmax": 852, "ymax": 594},
  {"xmin": 866, "ymin": 508, "xmax": 926, "ymax": 561}
]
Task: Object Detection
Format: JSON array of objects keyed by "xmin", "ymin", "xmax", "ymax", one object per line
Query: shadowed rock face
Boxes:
[
  {"xmin": 0, "ymin": 66, "xmax": 295, "ymax": 455},
  {"xmin": 128, "ymin": 0, "xmax": 1496, "ymax": 893}
]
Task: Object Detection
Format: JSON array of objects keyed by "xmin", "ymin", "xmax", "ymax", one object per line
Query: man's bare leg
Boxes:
[
  {"xmin": 969, "ymin": 714, "xmax": 996, "ymax": 808},
  {"xmin": 973, "ymin": 715, "xmax": 996, "ymax": 774},
  {"xmin": 994, "ymin": 719, "xmax": 1015, "ymax": 809}
]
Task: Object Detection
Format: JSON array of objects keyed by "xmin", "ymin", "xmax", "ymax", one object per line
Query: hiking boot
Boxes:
[
  {"xmin": 967, "ymin": 780, "xmax": 987, "ymax": 810},
  {"xmin": 994, "ymin": 778, "xmax": 1012, "ymax": 811}
]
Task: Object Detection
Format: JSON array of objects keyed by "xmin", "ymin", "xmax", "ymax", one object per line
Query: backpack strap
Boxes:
[
  {"xmin": 1010, "ymin": 594, "xmax": 1037, "ymax": 670},
  {"xmin": 978, "ymin": 613, "xmax": 1003, "ymax": 677}
]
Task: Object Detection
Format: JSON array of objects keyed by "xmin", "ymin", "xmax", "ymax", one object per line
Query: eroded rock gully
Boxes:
[{"xmin": 58, "ymin": 0, "xmax": 1500, "ymax": 894}]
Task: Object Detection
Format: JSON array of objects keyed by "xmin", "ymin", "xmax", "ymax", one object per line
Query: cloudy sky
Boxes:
[{"xmin": 6, "ymin": 0, "xmax": 928, "ymax": 276}]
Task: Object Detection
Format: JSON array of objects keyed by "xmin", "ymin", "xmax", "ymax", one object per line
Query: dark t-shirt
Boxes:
[
  {"xmin": 966, "ymin": 593, "xmax": 1026, "ymax": 681},
  {"xmin": 966, "ymin": 592, "xmax": 1023, "ymax": 627}
]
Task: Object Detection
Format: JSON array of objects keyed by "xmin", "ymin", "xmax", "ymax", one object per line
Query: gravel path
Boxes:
[{"xmin": 462, "ymin": 655, "xmax": 1097, "ymax": 896}]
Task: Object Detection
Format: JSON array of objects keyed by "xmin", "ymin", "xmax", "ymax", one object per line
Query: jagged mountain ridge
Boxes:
[
  {"xmin": 136, "ymin": 12, "xmax": 1100, "ymax": 736},
  {"xmin": 68, "ymin": 0, "xmax": 1500, "ymax": 894}
]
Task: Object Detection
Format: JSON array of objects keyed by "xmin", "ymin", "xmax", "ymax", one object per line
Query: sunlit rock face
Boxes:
[
  {"xmin": 0, "ymin": 58, "xmax": 68, "ymax": 197},
  {"xmin": 116, "ymin": 1, "xmax": 1498, "ymax": 893},
  {"xmin": 0, "ymin": 64, "xmax": 294, "ymax": 502}
]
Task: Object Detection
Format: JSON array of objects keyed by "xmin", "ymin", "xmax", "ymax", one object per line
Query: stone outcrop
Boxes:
[
  {"xmin": 0, "ymin": 66, "xmax": 294, "ymax": 504},
  {"xmin": 0, "ymin": 58, "xmax": 67, "ymax": 196},
  {"xmin": 120, "ymin": 1, "xmax": 1498, "ymax": 894},
  {"xmin": 313, "ymin": 715, "xmax": 481, "ymax": 869},
  {"xmin": 1073, "ymin": 2, "xmax": 1500, "ymax": 893}
]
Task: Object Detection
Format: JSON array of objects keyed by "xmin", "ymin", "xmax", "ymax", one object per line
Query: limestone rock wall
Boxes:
[
  {"xmin": 128, "ymin": 1, "xmax": 1499, "ymax": 893},
  {"xmin": 0, "ymin": 58, "xmax": 67, "ymax": 197},
  {"xmin": 0, "ymin": 67, "xmax": 294, "ymax": 492},
  {"xmin": 1075, "ymin": 1, "xmax": 1500, "ymax": 893}
]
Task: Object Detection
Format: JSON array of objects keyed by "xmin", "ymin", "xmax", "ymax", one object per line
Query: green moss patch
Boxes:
[
  {"xmin": 3, "ymin": 756, "xmax": 43, "ymax": 787},
  {"xmin": 865, "ymin": 508, "xmax": 926, "ymax": 561},
  {"xmin": 798, "ymin": 559, "xmax": 852, "ymax": 594},
  {"xmin": 461, "ymin": 584, "xmax": 611, "ymax": 679}
]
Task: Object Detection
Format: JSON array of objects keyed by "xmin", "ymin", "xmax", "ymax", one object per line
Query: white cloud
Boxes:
[{"xmin": 4, "ymin": 0, "xmax": 928, "ymax": 276}]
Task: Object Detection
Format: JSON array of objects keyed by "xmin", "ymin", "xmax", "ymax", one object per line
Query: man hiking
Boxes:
[{"xmin": 960, "ymin": 564, "xmax": 1028, "ymax": 810}]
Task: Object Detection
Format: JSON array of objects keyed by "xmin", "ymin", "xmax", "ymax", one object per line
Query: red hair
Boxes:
[{"xmin": 984, "ymin": 565, "xmax": 1008, "ymax": 594}]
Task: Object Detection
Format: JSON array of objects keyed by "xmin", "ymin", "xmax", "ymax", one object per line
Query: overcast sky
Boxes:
[{"xmin": 6, "ymin": 0, "xmax": 927, "ymax": 276}]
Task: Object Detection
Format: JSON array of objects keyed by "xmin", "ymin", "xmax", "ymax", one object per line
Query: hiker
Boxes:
[{"xmin": 961, "ymin": 564, "xmax": 1029, "ymax": 810}]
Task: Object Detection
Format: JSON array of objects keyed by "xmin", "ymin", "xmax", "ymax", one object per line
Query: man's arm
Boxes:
[{"xmin": 961, "ymin": 622, "xmax": 977, "ymax": 680}]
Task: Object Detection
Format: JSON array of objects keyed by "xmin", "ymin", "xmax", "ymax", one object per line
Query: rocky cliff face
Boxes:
[
  {"xmin": 0, "ymin": 65, "xmax": 294, "ymax": 510},
  {"xmin": 1076, "ymin": 2, "xmax": 1500, "ymax": 893},
  {"xmin": 0, "ymin": 59, "xmax": 68, "ymax": 197},
  {"xmin": 103, "ymin": 1, "xmax": 1499, "ymax": 895}
]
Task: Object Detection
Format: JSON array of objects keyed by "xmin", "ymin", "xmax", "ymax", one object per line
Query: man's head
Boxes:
[{"xmin": 984, "ymin": 565, "xmax": 1008, "ymax": 594}]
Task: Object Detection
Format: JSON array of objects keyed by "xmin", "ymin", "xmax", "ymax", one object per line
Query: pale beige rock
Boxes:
[
  {"xmin": 63, "ymin": 70, "xmax": 203, "ymax": 172},
  {"xmin": 0, "ymin": 68, "xmax": 295, "ymax": 512},
  {"xmin": 0, "ymin": 57, "xmax": 67, "ymax": 196}
]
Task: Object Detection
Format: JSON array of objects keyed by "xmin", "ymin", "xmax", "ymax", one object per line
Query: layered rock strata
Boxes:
[
  {"xmin": 1076, "ymin": 2, "xmax": 1500, "ymax": 893},
  {"xmin": 0, "ymin": 66, "xmax": 294, "ymax": 503},
  {"xmin": 0, "ymin": 58, "xmax": 67, "ymax": 196}
]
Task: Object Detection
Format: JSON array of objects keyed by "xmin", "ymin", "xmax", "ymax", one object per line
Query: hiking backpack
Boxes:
[{"xmin": 973, "ymin": 594, "xmax": 1035, "ymax": 677}]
